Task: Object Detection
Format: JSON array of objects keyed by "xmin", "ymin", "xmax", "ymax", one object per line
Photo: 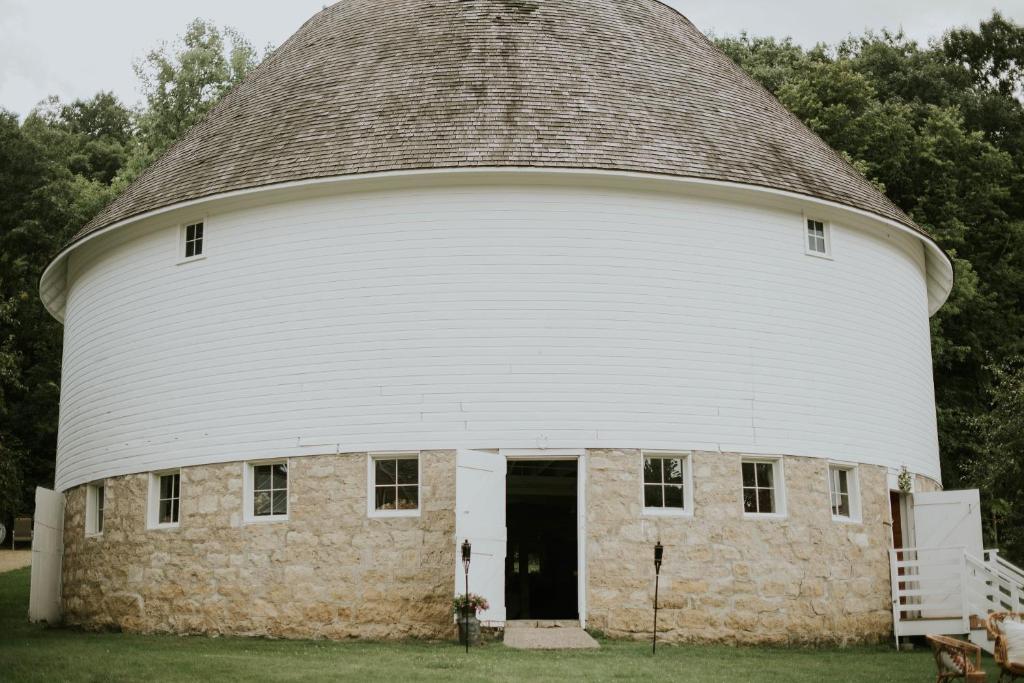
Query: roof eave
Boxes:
[{"xmin": 39, "ymin": 167, "xmax": 955, "ymax": 323}]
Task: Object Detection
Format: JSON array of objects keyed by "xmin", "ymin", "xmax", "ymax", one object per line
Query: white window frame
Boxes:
[
  {"xmin": 177, "ymin": 218, "xmax": 207, "ymax": 264},
  {"xmin": 85, "ymin": 482, "xmax": 105, "ymax": 536},
  {"xmin": 147, "ymin": 470, "xmax": 181, "ymax": 529},
  {"xmin": 741, "ymin": 457, "xmax": 787, "ymax": 519},
  {"xmin": 804, "ymin": 216, "xmax": 832, "ymax": 258},
  {"xmin": 827, "ymin": 462, "xmax": 861, "ymax": 523},
  {"xmin": 367, "ymin": 452, "xmax": 421, "ymax": 518},
  {"xmin": 243, "ymin": 460, "xmax": 289, "ymax": 524},
  {"xmin": 640, "ymin": 451, "xmax": 693, "ymax": 517}
]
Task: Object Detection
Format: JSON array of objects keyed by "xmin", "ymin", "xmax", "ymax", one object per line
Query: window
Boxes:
[
  {"xmin": 183, "ymin": 221, "xmax": 204, "ymax": 259},
  {"xmin": 369, "ymin": 454, "xmax": 420, "ymax": 516},
  {"xmin": 806, "ymin": 218, "xmax": 830, "ymax": 256},
  {"xmin": 86, "ymin": 483, "xmax": 105, "ymax": 535},
  {"xmin": 245, "ymin": 461, "xmax": 288, "ymax": 522},
  {"xmin": 828, "ymin": 464, "xmax": 860, "ymax": 521},
  {"xmin": 742, "ymin": 459, "xmax": 785, "ymax": 516},
  {"xmin": 148, "ymin": 471, "xmax": 180, "ymax": 528},
  {"xmin": 642, "ymin": 453, "xmax": 692, "ymax": 515}
]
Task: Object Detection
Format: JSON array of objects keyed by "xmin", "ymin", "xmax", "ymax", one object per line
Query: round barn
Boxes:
[{"xmin": 39, "ymin": 0, "xmax": 954, "ymax": 643}]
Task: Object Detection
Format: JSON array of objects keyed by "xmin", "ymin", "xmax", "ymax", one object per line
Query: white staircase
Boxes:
[{"xmin": 890, "ymin": 546, "xmax": 1024, "ymax": 654}]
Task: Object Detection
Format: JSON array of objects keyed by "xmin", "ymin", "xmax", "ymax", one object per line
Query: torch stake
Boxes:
[
  {"xmin": 461, "ymin": 539, "xmax": 472, "ymax": 654},
  {"xmin": 653, "ymin": 541, "xmax": 663, "ymax": 654},
  {"xmin": 652, "ymin": 570, "xmax": 660, "ymax": 654}
]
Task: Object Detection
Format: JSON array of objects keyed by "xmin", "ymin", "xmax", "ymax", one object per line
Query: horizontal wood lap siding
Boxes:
[{"xmin": 55, "ymin": 184, "xmax": 939, "ymax": 489}]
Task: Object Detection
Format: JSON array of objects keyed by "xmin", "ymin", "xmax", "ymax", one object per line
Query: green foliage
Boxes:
[
  {"xmin": 944, "ymin": 11, "xmax": 1024, "ymax": 98},
  {"xmin": 125, "ymin": 19, "xmax": 260, "ymax": 184},
  {"xmin": 452, "ymin": 593, "xmax": 490, "ymax": 615},
  {"xmin": 970, "ymin": 358, "xmax": 1024, "ymax": 559}
]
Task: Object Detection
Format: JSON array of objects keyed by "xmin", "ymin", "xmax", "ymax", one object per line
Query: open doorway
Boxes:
[{"xmin": 505, "ymin": 459, "xmax": 578, "ymax": 620}]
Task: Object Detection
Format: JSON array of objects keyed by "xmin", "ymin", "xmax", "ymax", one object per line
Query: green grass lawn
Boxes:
[{"xmin": 0, "ymin": 567, "xmax": 1000, "ymax": 682}]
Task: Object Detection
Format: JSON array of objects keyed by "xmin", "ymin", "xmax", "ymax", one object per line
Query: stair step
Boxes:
[
  {"xmin": 503, "ymin": 625, "xmax": 600, "ymax": 650},
  {"xmin": 504, "ymin": 620, "xmax": 581, "ymax": 629}
]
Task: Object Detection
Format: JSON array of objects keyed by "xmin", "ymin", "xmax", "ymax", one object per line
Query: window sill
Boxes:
[
  {"xmin": 147, "ymin": 523, "xmax": 181, "ymax": 531},
  {"xmin": 85, "ymin": 532, "xmax": 103, "ymax": 538},
  {"xmin": 832, "ymin": 515, "xmax": 862, "ymax": 525},
  {"xmin": 176, "ymin": 255, "xmax": 207, "ymax": 266},
  {"xmin": 742, "ymin": 512, "xmax": 787, "ymax": 520},
  {"xmin": 641, "ymin": 507, "xmax": 692, "ymax": 518},
  {"xmin": 369, "ymin": 509, "xmax": 421, "ymax": 519},
  {"xmin": 804, "ymin": 249, "xmax": 833, "ymax": 261},
  {"xmin": 243, "ymin": 515, "xmax": 289, "ymax": 525}
]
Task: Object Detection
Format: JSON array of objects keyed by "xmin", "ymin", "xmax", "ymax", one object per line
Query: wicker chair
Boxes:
[
  {"xmin": 987, "ymin": 613, "xmax": 1024, "ymax": 683},
  {"xmin": 926, "ymin": 634, "xmax": 987, "ymax": 682}
]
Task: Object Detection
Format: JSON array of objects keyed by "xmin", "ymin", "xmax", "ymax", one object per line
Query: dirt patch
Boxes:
[{"xmin": 0, "ymin": 550, "xmax": 32, "ymax": 573}]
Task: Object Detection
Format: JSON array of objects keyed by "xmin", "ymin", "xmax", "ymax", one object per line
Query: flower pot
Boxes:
[{"xmin": 458, "ymin": 610, "xmax": 481, "ymax": 646}]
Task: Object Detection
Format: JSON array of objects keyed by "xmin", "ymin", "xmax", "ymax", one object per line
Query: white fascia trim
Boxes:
[{"xmin": 39, "ymin": 167, "xmax": 954, "ymax": 322}]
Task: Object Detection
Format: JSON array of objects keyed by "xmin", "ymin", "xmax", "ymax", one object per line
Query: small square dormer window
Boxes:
[
  {"xmin": 806, "ymin": 218, "xmax": 830, "ymax": 257},
  {"xmin": 183, "ymin": 221, "xmax": 204, "ymax": 259}
]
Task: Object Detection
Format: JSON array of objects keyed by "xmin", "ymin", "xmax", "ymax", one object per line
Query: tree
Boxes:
[
  {"xmin": 118, "ymin": 19, "xmax": 260, "ymax": 190},
  {"xmin": 971, "ymin": 358, "xmax": 1024, "ymax": 560},
  {"xmin": 0, "ymin": 97, "xmax": 130, "ymax": 518}
]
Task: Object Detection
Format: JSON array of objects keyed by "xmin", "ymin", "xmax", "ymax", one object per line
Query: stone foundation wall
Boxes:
[
  {"xmin": 62, "ymin": 447, "xmax": 909, "ymax": 643},
  {"xmin": 62, "ymin": 451, "xmax": 456, "ymax": 639},
  {"xmin": 586, "ymin": 450, "xmax": 895, "ymax": 645}
]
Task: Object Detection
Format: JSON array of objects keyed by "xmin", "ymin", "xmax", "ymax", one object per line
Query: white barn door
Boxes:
[
  {"xmin": 455, "ymin": 449, "xmax": 506, "ymax": 624},
  {"xmin": 912, "ymin": 489, "xmax": 983, "ymax": 618},
  {"xmin": 29, "ymin": 487, "xmax": 64, "ymax": 623},
  {"xmin": 913, "ymin": 489, "xmax": 983, "ymax": 557}
]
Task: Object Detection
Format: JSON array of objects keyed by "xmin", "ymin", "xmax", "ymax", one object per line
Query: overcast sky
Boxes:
[{"xmin": 2, "ymin": 0, "xmax": 1022, "ymax": 118}]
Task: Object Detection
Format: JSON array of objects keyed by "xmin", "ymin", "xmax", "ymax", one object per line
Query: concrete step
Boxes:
[
  {"xmin": 503, "ymin": 623, "xmax": 600, "ymax": 650},
  {"xmin": 504, "ymin": 619, "xmax": 581, "ymax": 629}
]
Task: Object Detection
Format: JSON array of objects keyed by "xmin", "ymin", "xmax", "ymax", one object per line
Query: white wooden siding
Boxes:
[{"xmin": 55, "ymin": 181, "xmax": 941, "ymax": 489}]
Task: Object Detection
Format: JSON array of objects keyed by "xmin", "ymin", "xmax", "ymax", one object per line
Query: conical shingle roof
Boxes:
[{"xmin": 76, "ymin": 0, "xmax": 924, "ymax": 242}]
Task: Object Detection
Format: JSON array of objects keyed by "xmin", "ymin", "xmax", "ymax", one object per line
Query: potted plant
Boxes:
[{"xmin": 453, "ymin": 593, "xmax": 489, "ymax": 645}]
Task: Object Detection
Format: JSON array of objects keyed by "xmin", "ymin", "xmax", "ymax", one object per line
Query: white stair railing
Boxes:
[
  {"xmin": 984, "ymin": 549, "xmax": 1024, "ymax": 613},
  {"xmin": 890, "ymin": 546, "xmax": 970, "ymax": 644},
  {"xmin": 890, "ymin": 545, "xmax": 1024, "ymax": 654}
]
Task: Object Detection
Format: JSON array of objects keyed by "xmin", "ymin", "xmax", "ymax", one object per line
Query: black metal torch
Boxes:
[
  {"xmin": 653, "ymin": 541, "xmax": 664, "ymax": 654},
  {"xmin": 461, "ymin": 539, "xmax": 472, "ymax": 653}
]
